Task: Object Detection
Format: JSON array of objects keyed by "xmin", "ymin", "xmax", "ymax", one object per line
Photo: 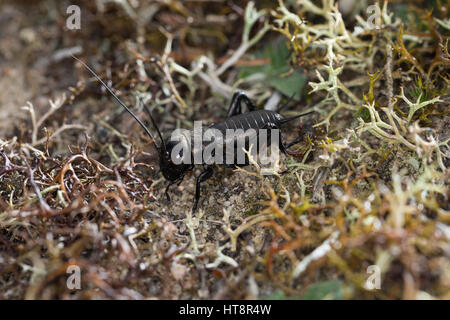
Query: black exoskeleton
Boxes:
[{"xmin": 74, "ymin": 57, "xmax": 313, "ymax": 213}]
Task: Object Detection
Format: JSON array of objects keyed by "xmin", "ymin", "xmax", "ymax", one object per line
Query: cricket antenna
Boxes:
[
  {"xmin": 277, "ymin": 92, "xmax": 297, "ymax": 112},
  {"xmin": 72, "ymin": 55, "xmax": 161, "ymax": 152},
  {"xmin": 279, "ymin": 111, "xmax": 314, "ymax": 124},
  {"xmin": 138, "ymin": 98, "xmax": 167, "ymax": 152}
]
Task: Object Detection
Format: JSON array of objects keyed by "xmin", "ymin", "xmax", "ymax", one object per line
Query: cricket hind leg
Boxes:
[
  {"xmin": 226, "ymin": 91, "xmax": 256, "ymax": 117},
  {"xmin": 283, "ymin": 119, "xmax": 314, "ymax": 154},
  {"xmin": 262, "ymin": 121, "xmax": 313, "ymax": 175}
]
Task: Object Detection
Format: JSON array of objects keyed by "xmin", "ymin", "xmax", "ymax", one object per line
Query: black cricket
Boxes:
[{"xmin": 74, "ymin": 57, "xmax": 312, "ymax": 212}]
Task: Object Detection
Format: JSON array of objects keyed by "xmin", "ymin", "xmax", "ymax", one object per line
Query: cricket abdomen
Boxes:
[{"xmin": 210, "ymin": 110, "xmax": 282, "ymax": 133}]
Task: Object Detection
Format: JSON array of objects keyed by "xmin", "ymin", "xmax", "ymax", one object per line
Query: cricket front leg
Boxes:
[{"xmin": 192, "ymin": 166, "xmax": 214, "ymax": 212}]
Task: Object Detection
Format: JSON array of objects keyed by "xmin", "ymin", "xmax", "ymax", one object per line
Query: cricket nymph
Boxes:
[{"xmin": 74, "ymin": 56, "xmax": 313, "ymax": 213}]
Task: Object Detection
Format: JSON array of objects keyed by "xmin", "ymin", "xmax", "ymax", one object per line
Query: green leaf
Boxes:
[
  {"xmin": 263, "ymin": 290, "xmax": 287, "ymax": 300},
  {"xmin": 301, "ymin": 280, "xmax": 343, "ymax": 300},
  {"xmin": 267, "ymin": 41, "xmax": 290, "ymax": 71},
  {"xmin": 269, "ymin": 71, "xmax": 306, "ymax": 101},
  {"xmin": 238, "ymin": 38, "xmax": 306, "ymax": 100}
]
